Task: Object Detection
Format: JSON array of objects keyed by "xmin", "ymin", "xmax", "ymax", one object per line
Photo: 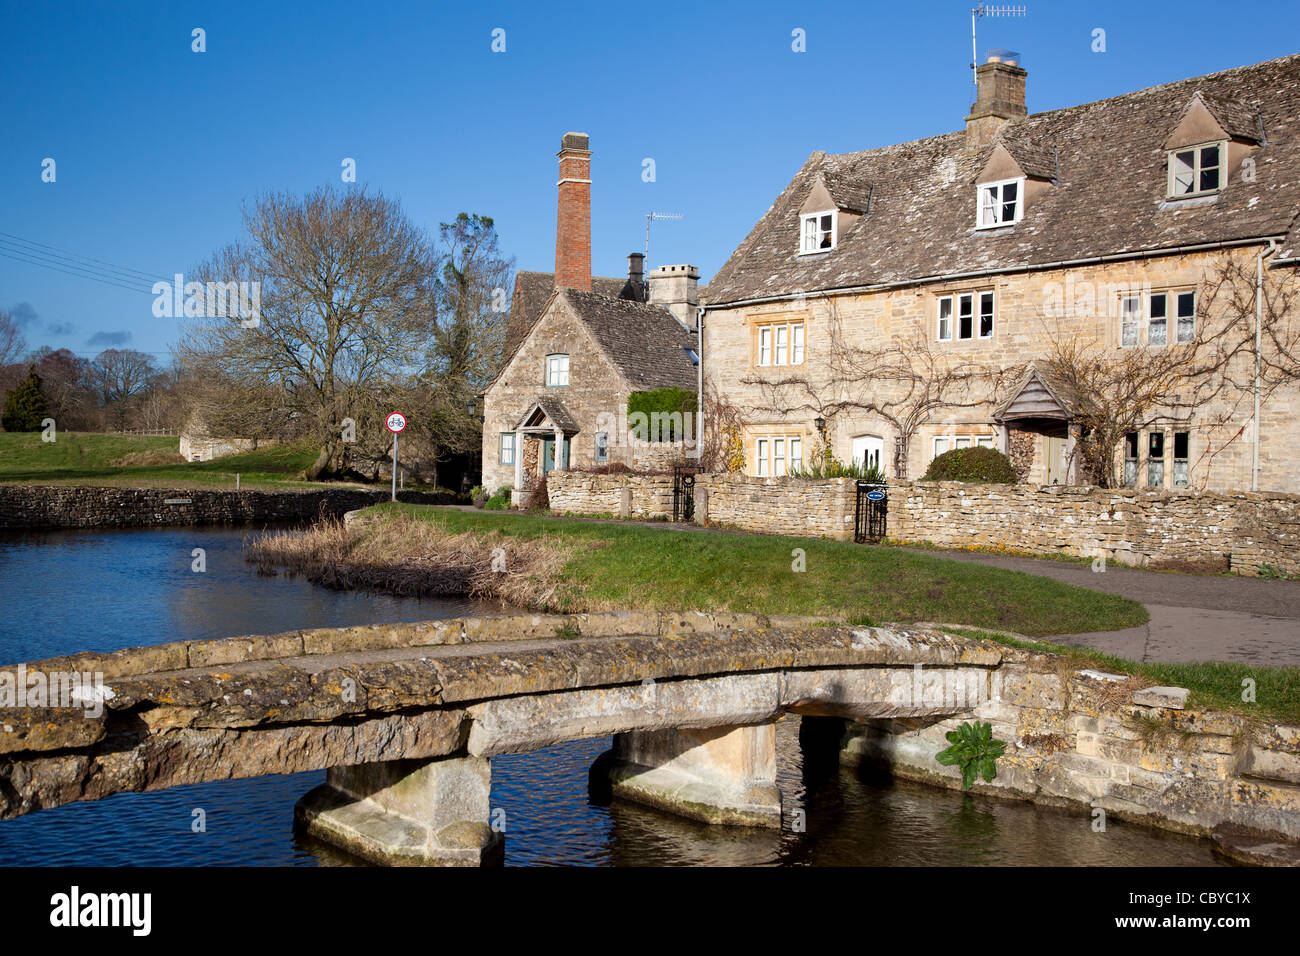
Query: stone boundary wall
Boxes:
[
  {"xmin": 0, "ymin": 485, "xmax": 459, "ymax": 530},
  {"xmin": 546, "ymin": 472, "xmax": 1300, "ymax": 575}
]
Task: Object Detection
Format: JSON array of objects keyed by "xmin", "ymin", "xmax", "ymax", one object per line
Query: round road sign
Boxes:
[{"xmin": 386, "ymin": 413, "xmax": 407, "ymax": 434}]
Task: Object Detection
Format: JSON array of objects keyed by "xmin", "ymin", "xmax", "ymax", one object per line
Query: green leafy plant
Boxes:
[
  {"xmin": 789, "ymin": 455, "xmax": 885, "ymax": 481},
  {"xmin": 922, "ymin": 446, "xmax": 1017, "ymax": 483},
  {"xmin": 935, "ymin": 720, "xmax": 1007, "ymax": 790},
  {"xmin": 627, "ymin": 387, "xmax": 697, "ymax": 442}
]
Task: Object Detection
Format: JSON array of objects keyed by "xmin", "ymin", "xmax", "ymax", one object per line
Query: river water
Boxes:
[{"xmin": 0, "ymin": 526, "xmax": 1226, "ymax": 866}]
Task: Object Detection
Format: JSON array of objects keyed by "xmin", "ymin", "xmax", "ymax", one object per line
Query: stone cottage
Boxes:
[
  {"xmin": 480, "ymin": 133, "xmax": 700, "ymax": 497},
  {"xmin": 701, "ymin": 52, "xmax": 1300, "ymax": 492}
]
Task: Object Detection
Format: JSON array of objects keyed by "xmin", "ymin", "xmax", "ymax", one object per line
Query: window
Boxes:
[
  {"xmin": 1169, "ymin": 143, "xmax": 1223, "ymax": 197},
  {"xmin": 937, "ymin": 291, "xmax": 994, "ymax": 340},
  {"xmin": 499, "ymin": 432, "xmax": 516, "ymax": 466},
  {"xmin": 978, "ymin": 291, "xmax": 994, "ymax": 338},
  {"xmin": 1121, "ymin": 295, "xmax": 1141, "ymax": 348},
  {"xmin": 800, "ymin": 211, "xmax": 836, "ymax": 253},
  {"xmin": 1176, "ymin": 292, "xmax": 1196, "ymax": 344},
  {"xmin": 545, "ymin": 353, "xmax": 569, "ymax": 387},
  {"xmin": 595, "ymin": 431, "xmax": 608, "ymax": 464},
  {"xmin": 1120, "ymin": 290, "xmax": 1196, "ymax": 347},
  {"xmin": 755, "ymin": 320, "xmax": 806, "ymax": 367},
  {"xmin": 977, "ymin": 178, "xmax": 1023, "ymax": 228},
  {"xmin": 1173, "ymin": 430, "xmax": 1189, "ymax": 488},
  {"xmin": 933, "ymin": 433, "xmax": 995, "ymax": 460},
  {"xmin": 1148, "ymin": 431, "xmax": 1165, "ymax": 488},
  {"xmin": 1148, "ymin": 293, "xmax": 1168, "ymax": 347},
  {"xmin": 754, "ymin": 434, "xmax": 803, "ymax": 477},
  {"xmin": 1124, "ymin": 432, "xmax": 1139, "ymax": 487}
]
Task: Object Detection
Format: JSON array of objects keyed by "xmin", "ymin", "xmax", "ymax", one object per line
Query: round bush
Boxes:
[{"xmin": 921, "ymin": 446, "xmax": 1017, "ymax": 483}]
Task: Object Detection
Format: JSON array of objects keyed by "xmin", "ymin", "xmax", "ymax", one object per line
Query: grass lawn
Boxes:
[
  {"xmin": 382, "ymin": 504, "xmax": 1149, "ymax": 638},
  {"xmin": 949, "ymin": 627, "xmax": 1300, "ymax": 726},
  {"xmin": 0, "ymin": 432, "xmax": 332, "ymax": 489}
]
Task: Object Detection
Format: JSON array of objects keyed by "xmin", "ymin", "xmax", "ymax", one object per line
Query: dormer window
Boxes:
[
  {"xmin": 977, "ymin": 178, "xmax": 1023, "ymax": 228},
  {"xmin": 800, "ymin": 210, "xmax": 836, "ymax": 254},
  {"xmin": 1168, "ymin": 142, "xmax": 1224, "ymax": 197}
]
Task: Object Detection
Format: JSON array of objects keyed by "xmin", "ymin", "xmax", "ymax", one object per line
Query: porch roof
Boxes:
[
  {"xmin": 513, "ymin": 397, "xmax": 580, "ymax": 434},
  {"xmin": 996, "ymin": 366, "xmax": 1085, "ymax": 424}
]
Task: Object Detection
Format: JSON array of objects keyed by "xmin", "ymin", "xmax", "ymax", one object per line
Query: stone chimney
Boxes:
[
  {"xmin": 554, "ymin": 132, "xmax": 592, "ymax": 291},
  {"xmin": 965, "ymin": 55, "xmax": 1027, "ymax": 147},
  {"xmin": 626, "ymin": 252, "xmax": 645, "ymax": 300},
  {"xmin": 647, "ymin": 264, "xmax": 699, "ymax": 328}
]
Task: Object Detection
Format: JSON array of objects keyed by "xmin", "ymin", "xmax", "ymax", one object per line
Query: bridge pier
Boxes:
[
  {"xmin": 593, "ymin": 722, "xmax": 782, "ymax": 828},
  {"xmin": 295, "ymin": 756, "xmax": 503, "ymax": 867}
]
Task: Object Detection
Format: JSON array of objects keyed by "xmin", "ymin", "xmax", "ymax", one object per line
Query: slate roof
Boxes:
[
  {"xmin": 707, "ymin": 53, "xmax": 1300, "ymax": 306},
  {"xmin": 556, "ymin": 288, "xmax": 698, "ymax": 391},
  {"xmin": 516, "ymin": 397, "xmax": 580, "ymax": 433},
  {"xmin": 504, "ymin": 270, "xmax": 643, "ymax": 355}
]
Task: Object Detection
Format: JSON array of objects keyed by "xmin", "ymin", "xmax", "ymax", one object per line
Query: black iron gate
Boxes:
[
  {"xmin": 854, "ymin": 481, "xmax": 888, "ymax": 543},
  {"xmin": 672, "ymin": 466, "xmax": 697, "ymax": 523}
]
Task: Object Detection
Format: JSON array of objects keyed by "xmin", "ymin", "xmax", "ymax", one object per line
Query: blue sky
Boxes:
[{"xmin": 2, "ymin": 0, "xmax": 1297, "ymax": 364}]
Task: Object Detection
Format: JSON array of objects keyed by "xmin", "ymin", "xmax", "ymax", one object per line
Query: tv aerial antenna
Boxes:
[
  {"xmin": 645, "ymin": 211, "xmax": 683, "ymax": 262},
  {"xmin": 971, "ymin": 4, "xmax": 1026, "ymax": 91}
]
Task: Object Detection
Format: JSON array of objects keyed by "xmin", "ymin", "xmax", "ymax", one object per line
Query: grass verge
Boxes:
[
  {"xmin": 280, "ymin": 503, "xmax": 1149, "ymax": 637},
  {"xmin": 0, "ymin": 432, "xmax": 339, "ymax": 488},
  {"xmin": 946, "ymin": 626, "xmax": 1300, "ymax": 726}
]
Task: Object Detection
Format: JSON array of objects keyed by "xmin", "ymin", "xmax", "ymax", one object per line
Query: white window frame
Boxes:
[
  {"xmin": 755, "ymin": 320, "xmax": 805, "ymax": 367},
  {"xmin": 789, "ymin": 437, "xmax": 803, "ymax": 473},
  {"xmin": 773, "ymin": 438, "xmax": 787, "ymax": 476},
  {"xmin": 937, "ymin": 296, "xmax": 953, "ymax": 341},
  {"xmin": 1120, "ymin": 290, "xmax": 1196, "ymax": 348},
  {"xmin": 933, "ymin": 433, "xmax": 995, "ymax": 460},
  {"xmin": 545, "ymin": 353, "xmax": 569, "ymax": 387},
  {"xmin": 499, "ymin": 432, "xmax": 516, "ymax": 466},
  {"xmin": 756, "ymin": 438, "xmax": 769, "ymax": 477},
  {"xmin": 938, "ymin": 291, "xmax": 993, "ymax": 341},
  {"xmin": 976, "ymin": 177, "xmax": 1024, "ymax": 229},
  {"xmin": 799, "ymin": 210, "xmax": 838, "ymax": 254},
  {"xmin": 978, "ymin": 291, "xmax": 995, "ymax": 339},
  {"xmin": 1168, "ymin": 141, "xmax": 1225, "ymax": 198}
]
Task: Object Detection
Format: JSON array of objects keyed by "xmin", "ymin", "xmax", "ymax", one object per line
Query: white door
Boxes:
[{"xmin": 852, "ymin": 435, "xmax": 884, "ymax": 471}]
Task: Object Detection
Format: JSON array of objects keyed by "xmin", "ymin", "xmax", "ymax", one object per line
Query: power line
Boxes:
[
  {"xmin": 0, "ymin": 232, "xmax": 164, "ymax": 283},
  {"xmin": 0, "ymin": 248, "xmax": 153, "ymax": 295}
]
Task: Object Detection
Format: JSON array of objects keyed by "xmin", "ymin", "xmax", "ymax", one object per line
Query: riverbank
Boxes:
[{"xmin": 0, "ymin": 484, "xmax": 460, "ymax": 530}]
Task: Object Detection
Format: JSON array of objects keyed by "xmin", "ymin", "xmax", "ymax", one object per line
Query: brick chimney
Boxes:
[
  {"xmin": 647, "ymin": 264, "xmax": 699, "ymax": 328},
  {"xmin": 965, "ymin": 55, "xmax": 1027, "ymax": 147},
  {"xmin": 554, "ymin": 132, "xmax": 592, "ymax": 291}
]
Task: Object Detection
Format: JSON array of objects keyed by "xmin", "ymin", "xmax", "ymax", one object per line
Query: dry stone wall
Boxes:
[
  {"xmin": 546, "ymin": 472, "xmax": 1299, "ymax": 575},
  {"xmin": 0, "ymin": 485, "xmax": 458, "ymax": 530}
]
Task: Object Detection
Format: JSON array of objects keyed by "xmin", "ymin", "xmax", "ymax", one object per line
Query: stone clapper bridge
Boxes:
[{"xmin": 0, "ymin": 613, "xmax": 1002, "ymax": 865}]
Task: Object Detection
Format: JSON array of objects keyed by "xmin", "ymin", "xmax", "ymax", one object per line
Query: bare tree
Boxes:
[
  {"xmin": 0, "ymin": 309, "xmax": 26, "ymax": 367},
  {"xmin": 90, "ymin": 348, "xmax": 157, "ymax": 429},
  {"xmin": 177, "ymin": 187, "xmax": 439, "ymax": 479},
  {"xmin": 1042, "ymin": 256, "xmax": 1259, "ymax": 487}
]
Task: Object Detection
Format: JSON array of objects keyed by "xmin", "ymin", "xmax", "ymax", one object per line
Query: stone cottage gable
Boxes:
[
  {"xmin": 707, "ymin": 53, "xmax": 1300, "ymax": 305},
  {"xmin": 487, "ymin": 289, "xmax": 616, "ymax": 398}
]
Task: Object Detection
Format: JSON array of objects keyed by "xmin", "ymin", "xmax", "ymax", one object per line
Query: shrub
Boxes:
[
  {"xmin": 935, "ymin": 721, "xmax": 1007, "ymax": 790},
  {"xmin": 483, "ymin": 486, "xmax": 511, "ymax": 510},
  {"xmin": 921, "ymin": 446, "xmax": 1017, "ymax": 483},
  {"xmin": 627, "ymin": 387, "xmax": 697, "ymax": 442}
]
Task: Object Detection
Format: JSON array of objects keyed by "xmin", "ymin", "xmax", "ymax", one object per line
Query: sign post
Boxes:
[{"xmin": 386, "ymin": 413, "xmax": 407, "ymax": 501}]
